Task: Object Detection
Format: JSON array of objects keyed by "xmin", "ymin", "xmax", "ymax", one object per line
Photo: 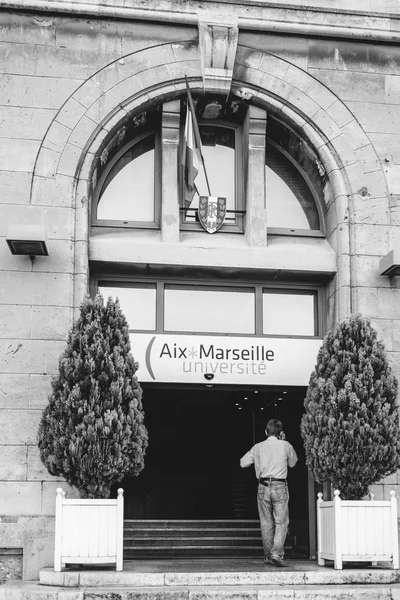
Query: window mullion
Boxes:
[
  {"xmin": 156, "ymin": 281, "xmax": 164, "ymax": 333},
  {"xmin": 255, "ymin": 286, "xmax": 263, "ymax": 336}
]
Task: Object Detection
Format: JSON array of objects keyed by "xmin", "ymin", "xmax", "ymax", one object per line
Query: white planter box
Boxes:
[
  {"xmin": 54, "ymin": 487, "xmax": 124, "ymax": 572},
  {"xmin": 317, "ymin": 489, "xmax": 399, "ymax": 570}
]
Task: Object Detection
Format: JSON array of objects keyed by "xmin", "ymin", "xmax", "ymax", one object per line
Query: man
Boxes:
[{"xmin": 240, "ymin": 419, "xmax": 298, "ymax": 567}]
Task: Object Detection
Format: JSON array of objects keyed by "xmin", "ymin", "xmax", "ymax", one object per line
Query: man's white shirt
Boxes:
[{"xmin": 240, "ymin": 436, "xmax": 298, "ymax": 479}]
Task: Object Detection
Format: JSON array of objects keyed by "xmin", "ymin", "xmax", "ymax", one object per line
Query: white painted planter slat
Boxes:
[
  {"xmin": 54, "ymin": 487, "xmax": 124, "ymax": 572},
  {"xmin": 317, "ymin": 489, "xmax": 399, "ymax": 570}
]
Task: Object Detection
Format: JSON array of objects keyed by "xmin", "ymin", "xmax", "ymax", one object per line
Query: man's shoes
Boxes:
[
  {"xmin": 270, "ymin": 555, "xmax": 287, "ymax": 567},
  {"xmin": 264, "ymin": 556, "xmax": 273, "ymax": 565}
]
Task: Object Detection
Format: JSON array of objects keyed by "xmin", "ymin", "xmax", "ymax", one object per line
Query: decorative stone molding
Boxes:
[
  {"xmin": 5, "ymin": 1, "xmax": 400, "ymax": 44},
  {"xmin": 198, "ymin": 18, "xmax": 238, "ymax": 95}
]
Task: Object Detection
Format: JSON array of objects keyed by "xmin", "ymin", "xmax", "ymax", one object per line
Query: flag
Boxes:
[{"xmin": 181, "ymin": 79, "xmax": 203, "ymax": 207}]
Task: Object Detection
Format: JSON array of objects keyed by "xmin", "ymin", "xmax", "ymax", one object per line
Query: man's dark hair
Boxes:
[{"xmin": 266, "ymin": 419, "xmax": 283, "ymax": 436}]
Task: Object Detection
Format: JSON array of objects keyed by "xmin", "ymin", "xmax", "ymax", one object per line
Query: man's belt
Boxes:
[{"xmin": 259, "ymin": 477, "xmax": 286, "ymax": 487}]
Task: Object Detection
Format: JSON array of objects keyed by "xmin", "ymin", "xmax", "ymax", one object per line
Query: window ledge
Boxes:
[
  {"xmin": 268, "ymin": 228, "xmax": 325, "ymax": 238},
  {"xmin": 90, "ymin": 229, "xmax": 336, "ymax": 276}
]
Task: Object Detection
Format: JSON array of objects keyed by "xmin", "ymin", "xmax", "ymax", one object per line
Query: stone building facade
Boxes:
[{"xmin": 1, "ymin": 0, "xmax": 400, "ymax": 580}]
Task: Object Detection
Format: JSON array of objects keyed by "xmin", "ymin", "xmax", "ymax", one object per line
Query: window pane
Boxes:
[
  {"xmin": 185, "ymin": 126, "xmax": 235, "ymax": 223},
  {"xmin": 266, "ymin": 144, "xmax": 319, "ymax": 230},
  {"xmin": 263, "ymin": 292, "xmax": 315, "ymax": 336},
  {"xmin": 164, "ymin": 286, "xmax": 255, "ymax": 334},
  {"xmin": 97, "ymin": 137, "xmax": 155, "ymax": 222},
  {"xmin": 98, "ymin": 285, "xmax": 156, "ymax": 331}
]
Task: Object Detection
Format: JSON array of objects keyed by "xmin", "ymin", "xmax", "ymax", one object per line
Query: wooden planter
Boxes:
[
  {"xmin": 317, "ymin": 489, "xmax": 399, "ymax": 570},
  {"xmin": 54, "ymin": 487, "xmax": 124, "ymax": 572}
]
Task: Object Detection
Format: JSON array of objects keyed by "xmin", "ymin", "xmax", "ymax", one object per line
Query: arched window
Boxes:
[
  {"xmin": 265, "ymin": 117, "xmax": 324, "ymax": 236},
  {"xmin": 182, "ymin": 123, "xmax": 243, "ymax": 229},
  {"xmin": 266, "ymin": 142, "xmax": 320, "ymax": 232},
  {"xmin": 90, "ymin": 102, "xmax": 324, "ymax": 237},
  {"xmin": 180, "ymin": 96, "xmax": 248, "ymax": 234},
  {"xmin": 91, "ymin": 108, "xmax": 161, "ymax": 229}
]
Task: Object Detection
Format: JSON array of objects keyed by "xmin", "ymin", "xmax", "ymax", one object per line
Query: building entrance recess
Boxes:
[{"xmin": 116, "ymin": 385, "xmax": 310, "ymax": 558}]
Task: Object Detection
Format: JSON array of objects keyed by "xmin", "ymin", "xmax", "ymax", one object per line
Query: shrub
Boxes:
[
  {"xmin": 301, "ymin": 314, "xmax": 400, "ymax": 500},
  {"xmin": 38, "ymin": 293, "xmax": 148, "ymax": 498}
]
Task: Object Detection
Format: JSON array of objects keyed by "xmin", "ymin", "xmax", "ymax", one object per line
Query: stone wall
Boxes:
[
  {"xmin": 0, "ymin": 10, "xmax": 196, "ymax": 578},
  {"xmin": 238, "ymin": 31, "xmax": 400, "ymax": 391},
  {"xmin": 0, "ymin": 549, "xmax": 22, "ymax": 586},
  {"xmin": 1, "ymin": 0, "xmax": 400, "ymax": 578},
  {"xmin": 251, "ymin": 30, "xmax": 400, "ymax": 502}
]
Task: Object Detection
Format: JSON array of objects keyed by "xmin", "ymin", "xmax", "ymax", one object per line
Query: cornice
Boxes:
[{"xmin": 1, "ymin": 0, "xmax": 400, "ymax": 43}]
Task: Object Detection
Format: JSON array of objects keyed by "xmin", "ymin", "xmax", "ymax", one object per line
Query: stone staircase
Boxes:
[
  {"xmin": 124, "ymin": 519, "xmax": 263, "ymax": 558},
  {"xmin": 124, "ymin": 520, "xmax": 295, "ymax": 558}
]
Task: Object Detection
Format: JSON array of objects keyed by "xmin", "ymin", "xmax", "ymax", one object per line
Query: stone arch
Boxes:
[{"xmin": 30, "ymin": 41, "xmax": 387, "ymax": 322}]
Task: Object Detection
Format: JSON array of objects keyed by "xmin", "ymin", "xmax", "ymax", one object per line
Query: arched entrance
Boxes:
[{"xmin": 29, "ymin": 38, "xmax": 388, "ymax": 560}]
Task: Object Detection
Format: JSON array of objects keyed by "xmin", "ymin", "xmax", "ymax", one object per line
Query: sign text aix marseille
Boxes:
[
  {"xmin": 160, "ymin": 340, "xmax": 275, "ymax": 375},
  {"xmin": 131, "ymin": 334, "xmax": 321, "ymax": 386}
]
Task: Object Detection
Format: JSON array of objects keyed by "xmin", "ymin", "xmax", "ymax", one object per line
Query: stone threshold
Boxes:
[
  {"xmin": 3, "ymin": 582, "xmax": 400, "ymax": 600},
  {"xmin": 38, "ymin": 563, "xmax": 400, "ymax": 588}
]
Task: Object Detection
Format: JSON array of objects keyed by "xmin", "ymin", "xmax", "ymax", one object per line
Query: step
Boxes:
[
  {"xmin": 123, "ymin": 538, "xmax": 262, "ymax": 547},
  {"xmin": 124, "ymin": 553, "xmax": 301, "ymax": 560},
  {"xmin": 123, "ymin": 547, "xmax": 265, "ymax": 558},
  {"xmin": 124, "ymin": 538, "xmax": 264, "ymax": 547},
  {"xmin": 3, "ymin": 582, "xmax": 400, "ymax": 600},
  {"xmin": 38, "ymin": 563, "xmax": 400, "ymax": 587},
  {"xmin": 122, "ymin": 521, "xmax": 295, "ymax": 559},
  {"xmin": 124, "ymin": 528, "xmax": 262, "ymax": 538},
  {"xmin": 123, "ymin": 549, "xmax": 265, "ymax": 559},
  {"xmin": 124, "ymin": 520, "xmax": 261, "ymax": 529}
]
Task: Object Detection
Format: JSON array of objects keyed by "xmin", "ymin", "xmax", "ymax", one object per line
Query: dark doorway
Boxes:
[{"xmin": 119, "ymin": 385, "xmax": 309, "ymax": 552}]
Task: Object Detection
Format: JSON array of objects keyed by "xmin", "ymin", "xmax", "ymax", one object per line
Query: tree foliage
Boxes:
[
  {"xmin": 301, "ymin": 315, "xmax": 400, "ymax": 500},
  {"xmin": 38, "ymin": 293, "xmax": 148, "ymax": 498}
]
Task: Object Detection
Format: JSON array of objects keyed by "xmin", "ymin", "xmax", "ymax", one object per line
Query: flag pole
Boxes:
[{"xmin": 185, "ymin": 76, "xmax": 212, "ymax": 196}]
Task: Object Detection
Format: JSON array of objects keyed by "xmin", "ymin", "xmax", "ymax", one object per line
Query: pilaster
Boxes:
[
  {"xmin": 161, "ymin": 100, "xmax": 180, "ymax": 243},
  {"xmin": 245, "ymin": 106, "xmax": 268, "ymax": 247}
]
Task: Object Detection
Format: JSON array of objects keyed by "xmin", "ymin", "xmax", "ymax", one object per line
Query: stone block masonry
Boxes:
[
  {"xmin": 0, "ymin": 549, "xmax": 22, "ymax": 586},
  {"xmin": 2, "ymin": 0, "xmax": 400, "ymax": 582}
]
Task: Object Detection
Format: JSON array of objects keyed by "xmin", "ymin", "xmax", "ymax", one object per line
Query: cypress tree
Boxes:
[
  {"xmin": 38, "ymin": 292, "xmax": 148, "ymax": 498},
  {"xmin": 301, "ymin": 314, "xmax": 400, "ymax": 500}
]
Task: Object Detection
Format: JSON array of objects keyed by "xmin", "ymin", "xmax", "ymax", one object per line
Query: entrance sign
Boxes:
[
  {"xmin": 198, "ymin": 196, "xmax": 226, "ymax": 233},
  {"xmin": 130, "ymin": 334, "xmax": 322, "ymax": 386}
]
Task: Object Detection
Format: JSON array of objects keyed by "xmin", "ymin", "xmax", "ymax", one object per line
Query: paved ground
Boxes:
[{"xmin": 120, "ymin": 558, "xmax": 393, "ymax": 572}]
